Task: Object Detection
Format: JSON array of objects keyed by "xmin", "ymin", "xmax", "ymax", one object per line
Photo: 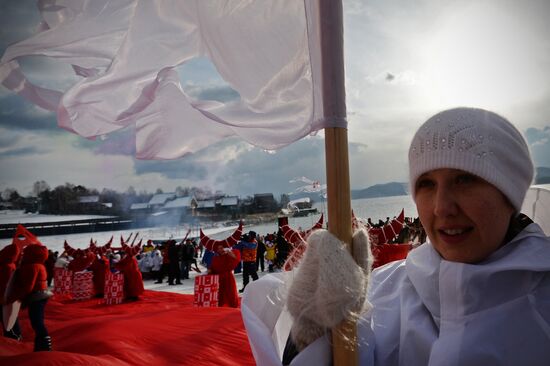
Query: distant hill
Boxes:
[
  {"xmin": 288, "ymin": 167, "xmax": 550, "ymax": 203},
  {"xmin": 287, "ymin": 182, "xmax": 409, "ymax": 203},
  {"xmin": 535, "ymin": 167, "xmax": 550, "ymax": 184},
  {"xmin": 351, "ymin": 182, "xmax": 408, "ymax": 199}
]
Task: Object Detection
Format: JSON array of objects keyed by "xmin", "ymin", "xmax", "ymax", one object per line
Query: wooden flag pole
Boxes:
[{"xmin": 319, "ymin": 0, "xmax": 358, "ymax": 365}]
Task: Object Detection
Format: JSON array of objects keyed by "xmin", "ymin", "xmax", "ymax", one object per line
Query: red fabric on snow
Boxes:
[{"xmin": 0, "ymin": 290, "xmax": 255, "ymax": 365}]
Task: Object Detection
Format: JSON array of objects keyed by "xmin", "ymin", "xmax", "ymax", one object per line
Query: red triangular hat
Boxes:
[{"xmin": 12, "ymin": 224, "xmax": 42, "ymax": 250}]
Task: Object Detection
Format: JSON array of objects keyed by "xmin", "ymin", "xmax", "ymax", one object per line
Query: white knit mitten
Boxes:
[{"xmin": 286, "ymin": 228, "xmax": 372, "ymax": 350}]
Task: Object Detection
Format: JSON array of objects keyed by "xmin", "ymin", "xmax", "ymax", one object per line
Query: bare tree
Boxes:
[{"xmin": 32, "ymin": 180, "xmax": 50, "ymax": 197}]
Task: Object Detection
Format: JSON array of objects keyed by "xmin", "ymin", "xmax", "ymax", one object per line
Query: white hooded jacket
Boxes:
[
  {"xmin": 150, "ymin": 250, "xmax": 163, "ymax": 271},
  {"xmin": 242, "ymin": 223, "xmax": 550, "ymax": 365}
]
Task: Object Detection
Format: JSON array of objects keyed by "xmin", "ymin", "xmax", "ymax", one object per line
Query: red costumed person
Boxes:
[
  {"xmin": 67, "ymin": 249, "xmax": 95, "ymax": 273},
  {"xmin": 89, "ymin": 255, "xmax": 110, "ymax": 298},
  {"xmin": 0, "ymin": 244, "xmax": 22, "ymax": 340},
  {"xmin": 115, "ymin": 250, "xmax": 144, "ymax": 301},
  {"xmin": 5, "ymin": 244, "xmax": 52, "ymax": 351},
  {"xmin": 209, "ymin": 243, "xmax": 241, "ymax": 308}
]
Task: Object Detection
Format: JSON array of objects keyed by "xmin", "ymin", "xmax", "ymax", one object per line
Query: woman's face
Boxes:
[
  {"xmin": 414, "ymin": 168, "xmax": 514, "ymax": 263},
  {"xmin": 215, "ymin": 245, "xmax": 225, "ymax": 255}
]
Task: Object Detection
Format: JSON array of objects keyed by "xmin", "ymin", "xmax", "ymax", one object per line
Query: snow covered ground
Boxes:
[
  {"xmin": 0, "ymin": 224, "xmax": 236, "ymax": 252},
  {"xmin": 0, "ymin": 210, "xmax": 237, "ymax": 252},
  {"xmin": 141, "ymin": 264, "xmax": 273, "ymax": 295},
  {"xmin": 0, "ymin": 210, "xmax": 115, "ymax": 224}
]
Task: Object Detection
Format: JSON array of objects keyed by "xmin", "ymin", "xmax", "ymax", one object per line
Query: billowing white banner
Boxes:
[{"xmin": 1, "ymin": 0, "xmax": 330, "ymax": 159}]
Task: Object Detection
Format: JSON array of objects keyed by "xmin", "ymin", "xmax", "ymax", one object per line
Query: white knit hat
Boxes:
[{"xmin": 409, "ymin": 107, "xmax": 534, "ymax": 212}]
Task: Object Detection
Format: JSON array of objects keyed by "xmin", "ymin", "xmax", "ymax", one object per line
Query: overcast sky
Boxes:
[{"xmin": 1, "ymin": 0, "xmax": 549, "ymax": 198}]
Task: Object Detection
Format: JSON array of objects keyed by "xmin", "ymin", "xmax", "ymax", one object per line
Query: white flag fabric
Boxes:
[
  {"xmin": 0, "ymin": 0, "xmax": 333, "ymax": 159},
  {"xmin": 289, "ymin": 176, "xmax": 326, "ymax": 194}
]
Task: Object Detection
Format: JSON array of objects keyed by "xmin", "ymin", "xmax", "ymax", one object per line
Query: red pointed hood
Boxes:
[
  {"xmin": 21, "ymin": 244, "xmax": 48, "ymax": 265},
  {"xmin": 0, "ymin": 244, "xmax": 20, "ymax": 265},
  {"xmin": 12, "ymin": 224, "xmax": 42, "ymax": 250}
]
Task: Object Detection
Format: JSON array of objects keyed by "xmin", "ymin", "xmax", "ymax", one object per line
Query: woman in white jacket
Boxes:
[
  {"xmin": 150, "ymin": 249, "xmax": 163, "ymax": 283},
  {"xmin": 242, "ymin": 107, "xmax": 550, "ymax": 366},
  {"xmin": 150, "ymin": 250, "xmax": 163, "ymax": 271}
]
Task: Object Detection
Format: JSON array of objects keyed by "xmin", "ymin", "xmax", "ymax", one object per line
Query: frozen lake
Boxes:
[{"xmin": 0, "ymin": 195, "xmax": 418, "ymax": 253}]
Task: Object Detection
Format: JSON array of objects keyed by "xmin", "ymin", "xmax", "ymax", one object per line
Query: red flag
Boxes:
[{"xmin": 12, "ymin": 224, "xmax": 42, "ymax": 250}]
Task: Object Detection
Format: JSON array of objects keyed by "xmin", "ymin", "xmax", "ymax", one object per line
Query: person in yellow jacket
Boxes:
[{"xmin": 264, "ymin": 234, "xmax": 277, "ymax": 273}]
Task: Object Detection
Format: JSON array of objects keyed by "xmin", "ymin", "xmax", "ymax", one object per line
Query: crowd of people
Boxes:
[
  {"xmin": 135, "ymin": 238, "xmax": 202, "ymax": 285},
  {"xmin": 133, "ymin": 229, "xmax": 294, "ymax": 297}
]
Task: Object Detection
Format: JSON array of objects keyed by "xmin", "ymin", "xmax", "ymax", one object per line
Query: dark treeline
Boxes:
[{"xmin": 0, "ymin": 180, "xmax": 218, "ymax": 216}]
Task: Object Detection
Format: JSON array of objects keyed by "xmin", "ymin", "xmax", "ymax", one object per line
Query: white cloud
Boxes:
[
  {"xmin": 18, "ymin": 56, "xmax": 80, "ymax": 92},
  {"xmin": 0, "ymin": 131, "xmax": 171, "ymax": 195},
  {"xmin": 363, "ymin": 70, "xmax": 418, "ymax": 86},
  {"xmin": 345, "ymin": 0, "xmax": 550, "ymax": 143}
]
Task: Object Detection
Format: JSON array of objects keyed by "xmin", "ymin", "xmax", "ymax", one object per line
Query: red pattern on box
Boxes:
[
  {"xmin": 104, "ymin": 272, "xmax": 125, "ymax": 305},
  {"xmin": 193, "ymin": 274, "xmax": 220, "ymax": 307},
  {"xmin": 73, "ymin": 271, "xmax": 94, "ymax": 301},
  {"xmin": 53, "ymin": 268, "xmax": 73, "ymax": 296}
]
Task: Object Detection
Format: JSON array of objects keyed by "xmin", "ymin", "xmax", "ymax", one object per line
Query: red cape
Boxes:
[
  {"xmin": 5, "ymin": 244, "xmax": 48, "ymax": 304},
  {"xmin": 0, "ymin": 290, "xmax": 255, "ymax": 365},
  {"xmin": 210, "ymin": 249, "xmax": 241, "ymax": 308},
  {"xmin": 114, "ymin": 255, "xmax": 144, "ymax": 298},
  {"xmin": 90, "ymin": 256, "xmax": 110, "ymax": 296}
]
